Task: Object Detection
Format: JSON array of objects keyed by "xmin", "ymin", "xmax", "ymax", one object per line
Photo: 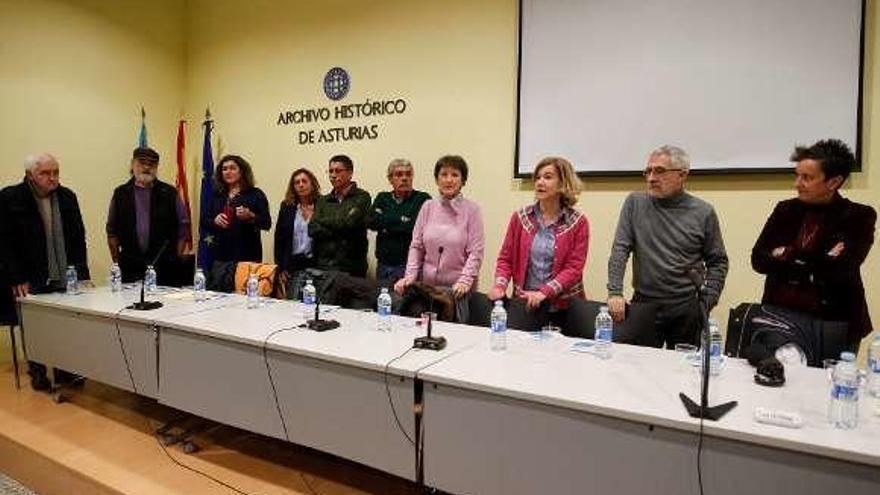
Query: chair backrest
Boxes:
[
  {"xmin": 566, "ymin": 299, "xmax": 659, "ymax": 346},
  {"xmin": 466, "ymin": 291, "xmax": 493, "ymax": 327}
]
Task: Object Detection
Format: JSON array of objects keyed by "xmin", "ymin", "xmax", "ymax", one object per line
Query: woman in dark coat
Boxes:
[
  {"xmin": 752, "ymin": 139, "xmax": 876, "ymax": 350},
  {"xmin": 274, "ymin": 168, "xmax": 320, "ymax": 274},
  {"xmin": 203, "ymin": 155, "xmax": 272, "ymax": 263}
]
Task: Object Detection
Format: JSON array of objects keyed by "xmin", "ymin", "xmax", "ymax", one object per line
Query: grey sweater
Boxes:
[{"xmin": 607, "ymin": 191, "xmax": 728, "ymax": 309}]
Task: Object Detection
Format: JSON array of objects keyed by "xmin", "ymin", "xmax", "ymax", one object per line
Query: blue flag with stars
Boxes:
[{"xmin": 197, "ymin": 110, "xmax": 215, "ymax": 270}]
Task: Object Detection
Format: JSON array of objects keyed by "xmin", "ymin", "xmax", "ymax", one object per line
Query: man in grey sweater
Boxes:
[{"xmin": 607, "ymin": 145, "xmax": 728, "ymax": 348}]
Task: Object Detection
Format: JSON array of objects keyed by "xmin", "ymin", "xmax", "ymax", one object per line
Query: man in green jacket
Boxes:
[
  {"xmin": 368, "ymin": 159, "xmax": 430, "ymax": 287},
  {"xmin": 309, "ymin": 154, "xmax": 372, "ymax": 277}
]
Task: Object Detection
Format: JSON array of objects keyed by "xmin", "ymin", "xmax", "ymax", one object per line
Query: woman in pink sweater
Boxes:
[
  {"xmin": 394, "ymin": 156, "xmax": 485, "ymax": 317},
  {"xmin": 488, "ymin": 157, "xmax": 589, "ymax": 330}
]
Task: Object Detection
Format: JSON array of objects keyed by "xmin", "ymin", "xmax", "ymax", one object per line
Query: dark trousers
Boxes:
[{"xmin": 636, "ymin": 295, "xmax": 702, "ymax": 349}]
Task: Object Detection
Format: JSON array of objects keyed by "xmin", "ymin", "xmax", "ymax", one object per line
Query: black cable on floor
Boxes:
[
  {"xmin": 261, "ymin": 324, "xmax": 320, "ymax": 495},
  {"xmin": 112, "ymin": 308, "xmax": 252, "ymax": 495}
]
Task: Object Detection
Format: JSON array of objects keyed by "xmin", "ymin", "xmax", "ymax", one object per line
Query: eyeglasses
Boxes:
[{"xmin": 643, "ymin": 166, "xmax": 683, "ymax": 177}]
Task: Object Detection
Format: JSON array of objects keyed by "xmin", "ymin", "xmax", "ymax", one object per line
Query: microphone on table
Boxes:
[
  {"xmin": 305, "ymin": 285, "xmax": 339, "ymax": 332},
  {"xmin": 127, "ymin": 240, "xmax": 169, "ymax": 311},
  {"xmin": 414, "ymin": 246, "xmax": 447, "ymax": 350}
]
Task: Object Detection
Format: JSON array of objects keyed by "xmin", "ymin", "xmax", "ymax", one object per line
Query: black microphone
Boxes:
[{"xmin": 127, "ymin": 240, "xmax": 170, "ymax": 311}]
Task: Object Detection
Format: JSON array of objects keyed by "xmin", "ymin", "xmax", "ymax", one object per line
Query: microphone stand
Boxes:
[
  {"xmin": 679, "ymin": 272, "xmax": 737, "ymax": 421},
  {"xmin": 126, "ymin": 241, "xmax": 170, "ymax": 311},
  {"xmin": 413, "ymin": 246, "xmax": 447, "ymax": 350},
  {"xmin": 306, "ymin": 285, "xmax": 339, "ymax": 332}
]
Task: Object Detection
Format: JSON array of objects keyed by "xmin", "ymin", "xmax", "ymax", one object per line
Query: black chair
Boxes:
[
  {"xmin": 726, "ymin": 303, "xmax": 849, "ymax": 367},
  {"xmin": 1, "ymin": 282, "xmax": 20, "ymax": 389},
  {"xmin": 565, "ymin": 298, "xmax": 659, "ymax": 346},
  {"xmin": 465, "ymin": 291, "xmax": 493, "ymax": 327}
]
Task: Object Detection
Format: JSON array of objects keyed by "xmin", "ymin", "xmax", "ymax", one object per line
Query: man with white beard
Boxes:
[{"xmin": 106, "ymin": 147, "xmax": 190, "ymax": 285}]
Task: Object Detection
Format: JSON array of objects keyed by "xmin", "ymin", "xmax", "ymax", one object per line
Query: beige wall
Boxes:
[
  {"xmin": 0, "ymin": 0, "xmax": 186, "ymax": 358},
  {"xmin": 186, "ymin": 0, "xmax": 878, "ymax": 348},
  {"xmin": 1, "ymin": 0, "xmax": 877, "ymax": 363}
]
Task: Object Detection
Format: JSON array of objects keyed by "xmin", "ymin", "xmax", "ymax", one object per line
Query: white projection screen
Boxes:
[{"xmin": 516, "ymin": 0, "xmax": 865, "ymax": 176}]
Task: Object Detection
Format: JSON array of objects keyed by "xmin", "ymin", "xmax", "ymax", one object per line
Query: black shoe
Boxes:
[
  {"xmin": 30, "ymin": 372, "xmax": 51, "ymax": 391},
  {"xmin": 54, "ymin": 369, "xmax": 85, "ymax": 387}
]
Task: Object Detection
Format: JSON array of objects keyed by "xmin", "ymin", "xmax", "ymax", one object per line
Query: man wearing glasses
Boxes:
[
  {"xmin": 606, "ymin": 145, "xmax": 728, "ymax": 348},
  {"xmin": 309, "ymin": 154, "xmax": 372, "ymax": 277}
]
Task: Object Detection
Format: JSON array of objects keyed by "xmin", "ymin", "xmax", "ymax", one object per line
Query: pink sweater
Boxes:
[
  {"xmin": 403, "ymin": 195, "xmax": 484, "ymax": 290},
  {"xmin": 493, "ymin": 204, "xmax": 589, "ymax": 309}
]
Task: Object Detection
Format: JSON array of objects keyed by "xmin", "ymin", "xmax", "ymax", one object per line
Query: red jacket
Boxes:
[{"xmin": 493, "ymin": 204, "xmax": 589, "ymax": 309}]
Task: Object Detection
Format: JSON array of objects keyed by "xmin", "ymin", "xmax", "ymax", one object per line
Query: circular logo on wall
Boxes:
[{"xmin": 323, "ymin": 67, "xmax": 350, "ymax": 101}]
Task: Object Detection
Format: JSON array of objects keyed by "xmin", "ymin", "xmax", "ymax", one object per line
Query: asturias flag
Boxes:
[
  {"xmin": 175, "ymin": 119, "xmax": 193, "ymax": 253},
  {"xmin": 138, "ymin": 106, "xmax": 148, "ymax": 147}
]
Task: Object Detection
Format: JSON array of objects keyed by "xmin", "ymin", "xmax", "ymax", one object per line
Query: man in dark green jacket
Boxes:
[
  {"xmin": 309, "ymin": 154, "xmax": 372, "ymax": 277},
  {"xmin": 368, "ymin": 159, "xmax": 430, "ymax": 286}
]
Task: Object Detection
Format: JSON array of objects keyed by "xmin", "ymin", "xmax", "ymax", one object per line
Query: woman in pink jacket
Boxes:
[
  {"xmin": 488, "ymin": 157, "xmax": 589, "ymax": 330},
  {"xmin": 394, "ymin": 155, "xmax": 485, "ymax": 321}
]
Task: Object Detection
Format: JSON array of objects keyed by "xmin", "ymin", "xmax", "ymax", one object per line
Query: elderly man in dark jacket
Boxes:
[{"xmin": 0, "ymin": 153, "xmax": 90, "ymax": 390}]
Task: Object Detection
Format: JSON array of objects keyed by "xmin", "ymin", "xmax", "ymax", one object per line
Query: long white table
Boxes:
[
  {"xmin": 158, "ymin": 298, "xmax": 484, "ymax": 480},
  {"xmin": 20, "ymin": 287, "xmax": 234, "ymax": 398},
  {"xmin": 418, "ymin": 331, "xmax": 880, "ymax": 495},
  {"xmin": 18, "ymin": 288, "xmax": 880, "ymax": 494},
  {"xmin": 19, "ymin": 287, "xmax": 484, "ymax": 481}
]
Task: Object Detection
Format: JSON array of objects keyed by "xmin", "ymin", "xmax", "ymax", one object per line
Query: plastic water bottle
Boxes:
[
  {"xmin": 867, "ymin": 334, "xmax": 880, "ymax": 399},
  {"xmin": 144, "ymin": 265, "xmax": 157, "ymax": 294},
  {"xmin": 490, "ymin": 300, "xmax": 507, "ymax": 351},
  {"xmin": 708, "ymin": 318, "xmax": 723, "ymax": 376},
  {"xmin": 193, "ymin": 268, "xmax": 207, "ymax": 302},
  {"xmin": 302, "ymin": 279, "xmax": 316, "ymax": 320},
  {"xmin": 246, "ymin": 273, "xmax": 259, "ymax": 309},
  {"xmin": 594, "ymin": 306, "xmax": 613, "ymax": 359},
  {"xmin": 828, "ymin": 352, "xmax": 860, "ymax": 429},
  {"xmin": 109, "ymin": 262, "xmax": 122, "ymax": 293},
  {"xmin": 377, "ymin": 288, "xmax": 393, "ymax": 331},
  {"xmin": 65, "ymin": 265, "xmax": 78, "ymax": 294}
]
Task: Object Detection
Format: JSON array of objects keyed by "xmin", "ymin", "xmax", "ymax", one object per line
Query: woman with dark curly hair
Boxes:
[{"xmin": 203, "ymin": 154, "xmax": 271, "ymax": 263}]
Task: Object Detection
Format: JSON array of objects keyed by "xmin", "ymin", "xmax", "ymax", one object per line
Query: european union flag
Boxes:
[{"xmin": 197, "ymin": 109, "xmax": 215, "ymax": 270}]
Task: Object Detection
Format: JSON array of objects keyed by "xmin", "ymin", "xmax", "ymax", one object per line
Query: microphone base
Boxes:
[
  {"xmin": 306, "ymin": 319, "xmax": 340, "ymax": 332},
  {"xmin": 679, "ymin": 393, "xmax": 737, "ymax": 421},
  {"xmin": 413, "ymin": 335, "xmax": 447, "ymax": 351},
  {"xmin": 126, "ymin": 300, "xmax": 164, "ymax": 311}
]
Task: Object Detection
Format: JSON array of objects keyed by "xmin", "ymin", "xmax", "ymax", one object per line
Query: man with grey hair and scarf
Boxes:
[
  {"xmin": 606, "ymin": 145, "xmax": 728, "ymax": 348},
  {"xmin": 0, "ymin": 152, "xmax": 90, "ymax": 390}
]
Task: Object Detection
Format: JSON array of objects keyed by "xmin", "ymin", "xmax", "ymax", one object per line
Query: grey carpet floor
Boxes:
[{"xmin": 0, "ymin": 473, "xmax": 37, "ymax": 495}]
